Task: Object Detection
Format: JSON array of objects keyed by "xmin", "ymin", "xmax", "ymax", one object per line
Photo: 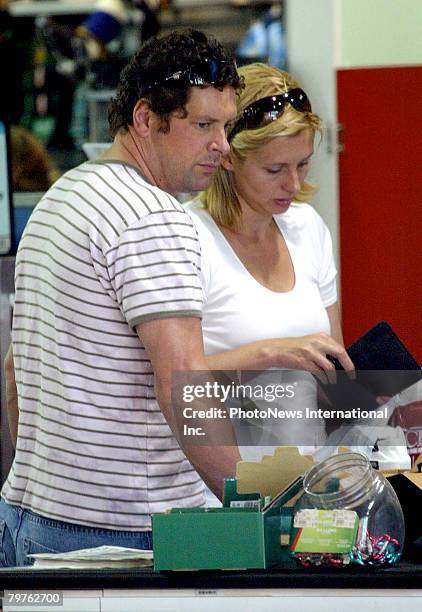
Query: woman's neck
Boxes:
[{"xmin": 221, "ymin": 201, "xmax": 274, "ymax": 243}]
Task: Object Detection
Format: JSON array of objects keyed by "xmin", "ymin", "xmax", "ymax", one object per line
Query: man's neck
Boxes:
[{"xmin": 99, "ymin": 129, "xmax": 167, "ymax": 192}]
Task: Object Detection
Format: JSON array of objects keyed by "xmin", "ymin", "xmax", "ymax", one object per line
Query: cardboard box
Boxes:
[
  {"xmin": 153, "ymin": 507, "xmax": 265, "ymax": 571},
  {"xmin": 152, "ymin": 448, "xmax": 419, "ymax": 571},
  {"xmin": 152, "ymin": 448, "xmax": 312, "ymax": 571}
]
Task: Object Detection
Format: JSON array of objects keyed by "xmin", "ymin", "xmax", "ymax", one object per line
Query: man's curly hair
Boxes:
[{"xmin": 108, "ymin": 29, "xmax": 242, "ymax": 136}]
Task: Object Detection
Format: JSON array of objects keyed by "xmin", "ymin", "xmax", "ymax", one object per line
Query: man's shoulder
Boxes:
[
  {"xmin": 77, "ymin": 160, "xmax": 182, "ymax": 207},
  {"xmin": 49, "ymin": 160, "xmax": 191, "ymax": 219}
]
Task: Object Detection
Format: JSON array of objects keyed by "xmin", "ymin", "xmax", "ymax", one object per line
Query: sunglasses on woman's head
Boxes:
[{"xmin": 227, "ymin": 89, "xmax": 312, "ymax": 142}]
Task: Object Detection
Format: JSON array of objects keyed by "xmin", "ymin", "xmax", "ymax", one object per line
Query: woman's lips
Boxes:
[{"xmin": 274, "ymin": 198, "xmax": 293, "ymax": 207}]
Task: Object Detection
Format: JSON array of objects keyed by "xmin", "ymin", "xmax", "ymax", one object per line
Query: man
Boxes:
[{"xmin": 0, "ymin": 29, "xmax": 242, "ymax": 565}]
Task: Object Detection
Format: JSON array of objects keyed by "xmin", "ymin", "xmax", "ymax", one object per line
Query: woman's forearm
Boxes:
[
  {"xmin": 205, "ymin": 340, "xmax": 274, "ymax": 371},
  {"xmin": 205, "ymin": 332, "xmax": 354, "ymax": 373}
]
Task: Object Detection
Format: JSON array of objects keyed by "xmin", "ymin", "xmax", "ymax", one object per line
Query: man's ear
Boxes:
[
  {"xmin": 133, "ymin": 99, "xmax": 151, "ymax": 137},
  {"xmin": 221, "ymin": 153, "xmax": 234, "ymax": 172}
]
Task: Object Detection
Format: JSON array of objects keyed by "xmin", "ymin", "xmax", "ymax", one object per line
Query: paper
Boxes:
[{"xmin": 28, "ymin": 545, "xmax": 153, "ymax": 569}]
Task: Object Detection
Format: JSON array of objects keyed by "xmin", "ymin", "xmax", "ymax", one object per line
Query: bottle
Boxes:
[{"xmin": 290, "ymin": 452, "xmax": 405, "ymax": 567}]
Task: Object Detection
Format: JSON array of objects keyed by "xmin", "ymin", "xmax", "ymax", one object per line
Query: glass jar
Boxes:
[{"xmin": 290, "ymin": 452, "xmax": 405, "ymax": 568}]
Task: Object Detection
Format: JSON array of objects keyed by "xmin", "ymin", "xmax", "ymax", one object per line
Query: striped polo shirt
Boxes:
[{"xmin": 3, "ymin": 160, "xmax": 205, "ymax": 530}]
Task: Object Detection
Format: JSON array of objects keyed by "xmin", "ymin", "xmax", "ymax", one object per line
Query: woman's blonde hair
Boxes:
[{"xmin": 201, "ymin": 63, "xmax": 322, "ymax": 227}]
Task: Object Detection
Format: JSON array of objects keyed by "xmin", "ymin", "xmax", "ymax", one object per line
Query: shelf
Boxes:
[
  {"xmin": 9, "ymin": 0, "xmax": 236, "ymax": 18},
  {"xmin": 10, "ymin": 1, "xmax": 97, "ymax": 17}
]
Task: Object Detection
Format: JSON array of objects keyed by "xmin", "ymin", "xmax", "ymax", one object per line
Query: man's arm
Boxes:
[
  {"xmin": 136, "ymin": 316, "xmax": 241, "ymax": 500},
  {"xmin": 4, "ymin": 344, "xmax": 18, "ymax": 449}
]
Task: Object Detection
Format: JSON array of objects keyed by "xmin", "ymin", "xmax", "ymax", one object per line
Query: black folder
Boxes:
[
  {"xmin": 346, "ymin": 321, "xmax": 420, "ymax": 372},
  {"xmin": 320, "ymin": 321, "xmax": 421, "ymax": 411}
]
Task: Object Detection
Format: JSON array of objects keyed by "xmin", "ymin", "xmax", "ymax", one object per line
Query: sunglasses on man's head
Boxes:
[
  {"xmin": 143, "ymin": 58, "xmax": 235, "ymax": 91},
  {"xmin": 227, "ymin": 88, "xmax": 312, "ymax": 142}
]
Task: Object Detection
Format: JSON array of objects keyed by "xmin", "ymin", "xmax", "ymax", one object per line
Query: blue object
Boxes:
[
  {"xmin": 13, "ymin": 206, "xmax": 34, "ymax": 247},
  {"xmin": 83, "ymin": 11, "xmax": 122, "ymax": 45},
  {"xmin": 0, "ymin": 498, "xmax": 152, "ymax": 567},
  {"xmin": 237, "ymin": 14, "xmax": 287, "ymax": 69}
]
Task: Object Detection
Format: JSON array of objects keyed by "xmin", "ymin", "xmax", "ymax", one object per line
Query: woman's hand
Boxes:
[
  {"xmin": 204, "ymin": 325, "xmax": 355, "ymax": 376},
  {"xmin": 266, "ymin": 333, "xmax": 355, "ymax": 374}
]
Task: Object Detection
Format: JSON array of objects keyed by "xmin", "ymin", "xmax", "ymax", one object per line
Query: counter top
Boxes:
[{"xmin": 0, "ymin": 562, "xmax": 421, "ymax": 591}]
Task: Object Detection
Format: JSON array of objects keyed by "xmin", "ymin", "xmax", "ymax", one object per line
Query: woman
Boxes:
[{"xmin": 185, "ymin": 63, "xmax": 354, "ymax": 471}]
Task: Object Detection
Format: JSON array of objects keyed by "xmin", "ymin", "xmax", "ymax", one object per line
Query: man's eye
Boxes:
[
  {"xmin": 266, "ymin": 168, "xmax": 280, "ymax": 174},
  {"xmin": 197, "ymin": 122, "xmax": 211, "ymax": 129}
]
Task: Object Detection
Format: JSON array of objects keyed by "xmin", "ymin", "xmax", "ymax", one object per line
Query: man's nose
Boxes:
[{"xmin": 208, "ymin": 127, "xmax": 230, "ymax": 156}]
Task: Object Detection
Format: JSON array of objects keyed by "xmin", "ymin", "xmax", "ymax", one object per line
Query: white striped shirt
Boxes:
[{"xmin": 3, "ymin": 160, "xmax": 205, "ymax": 530}]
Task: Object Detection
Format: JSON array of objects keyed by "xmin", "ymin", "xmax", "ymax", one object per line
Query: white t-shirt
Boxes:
[
  {"xmin": 186, "ymin": 200, "xmax": 338, "ymax": 490},
  {"xmin": 186, "ymin": 200, "xmax": 337, "ymax": 355},
  {"xmin": 186, "ymin": 201, "xmax": 409, "ymax": 493},
  {"xmin": 5, "ymin": 161, "xmax": 205, "ymax": 530}
]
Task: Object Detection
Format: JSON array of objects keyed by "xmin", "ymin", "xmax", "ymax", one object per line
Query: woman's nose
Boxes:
[{"xmin": 283, "ymin": 168, "xmax": 301, "ymax": 194}]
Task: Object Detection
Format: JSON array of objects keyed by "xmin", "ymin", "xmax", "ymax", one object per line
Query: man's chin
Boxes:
[
  {"xmin": 178, "ymin": 167, "xmax": 218, "ymax": 194},
  {"xmin": 185, "ymin": 177, "xmax": 214, "ymax": 194}
]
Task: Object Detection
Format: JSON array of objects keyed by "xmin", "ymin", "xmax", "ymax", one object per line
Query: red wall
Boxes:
[{"xmin": 337, "ymin": 66, "xmax": 422, "ymax": 362}]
